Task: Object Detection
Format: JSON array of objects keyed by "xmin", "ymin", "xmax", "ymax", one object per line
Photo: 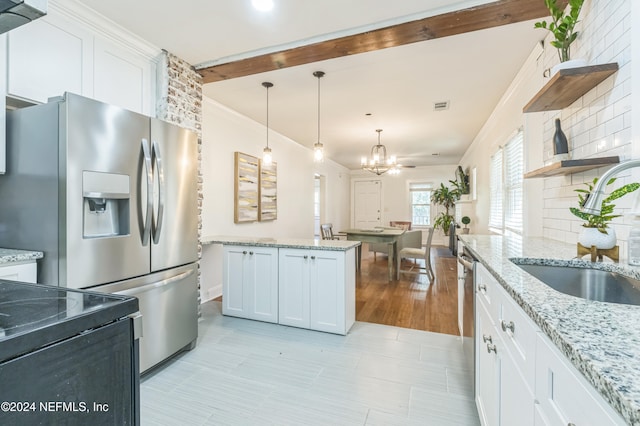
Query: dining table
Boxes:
[{"xmin": 340, "ymin": 228, "xmax": 405, "ymax": 281}]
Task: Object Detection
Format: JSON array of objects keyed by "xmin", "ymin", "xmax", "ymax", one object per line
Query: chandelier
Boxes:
[
  {"xmin": 262, "ymin": 81, "xmax": 274, "ymax": 166},
  {"xmin": 361, "ymin": 129, "xmax": 399, "ymax": 175},
  {"xmin": 313, "ymin": 71, "xmax": 325, "ymax": 162}
]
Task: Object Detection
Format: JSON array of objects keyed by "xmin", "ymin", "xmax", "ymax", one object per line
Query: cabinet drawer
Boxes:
[
  {"xmin": 535, "ymin": 334, "xmax": 626, "ymax": 426},
  {"xmin": 0, "ymin": 262, "xmax": 37, "ymax": 283},
  {"xmin": 475, "ymin": 263, "xmax": 500, "ymax": 324},
  {"xmin": 498, "ymin": 286, "xmax": 538, "ymax": 389}
]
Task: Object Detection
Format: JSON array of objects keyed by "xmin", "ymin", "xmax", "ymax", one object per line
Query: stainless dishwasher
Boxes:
[{"xmin": 457, "ymin": 241, "xmax": 476, "ymax": 389}]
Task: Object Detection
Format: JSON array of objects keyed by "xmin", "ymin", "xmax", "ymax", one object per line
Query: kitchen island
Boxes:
[
  {"xmin": 460, "ymin": 234, "xmax": 640, "ymax": 425},
  {"xmin": 0, "ymin": 248, "xmax": 43, "ymax": 283},
  {"xmin": 202, "ymin": 236, "xmax": 360, "ymax": 335}
]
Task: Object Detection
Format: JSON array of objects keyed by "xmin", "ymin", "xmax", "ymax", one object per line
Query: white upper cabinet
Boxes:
[
  {"xmin": 7, "ymin": 15, "xmax": 91, "ymax": 104},
  {"xmin": 5, "ymin": 3, "xmax": 159, "ymax": 114}
]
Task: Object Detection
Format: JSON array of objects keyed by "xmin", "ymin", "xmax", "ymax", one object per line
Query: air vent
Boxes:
[{"xmin": 434, "ymin": 101, "xmax": 449, "ymax": 111}]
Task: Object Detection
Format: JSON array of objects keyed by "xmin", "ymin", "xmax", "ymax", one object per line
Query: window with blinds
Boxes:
[
  {"xmin": 504, "ymin": 130, "xmax": 524, "ymax": 233},
  {"xmin": 489, "ymin": 148, "xmax": 503, "ymax": 231},
  {"xmin": 410, "ymin": 182, "xmax": 432, "ymax": 226},
  {"xmin": 489, "ymin": 129, "xmax": 524, "ymax": 234}
]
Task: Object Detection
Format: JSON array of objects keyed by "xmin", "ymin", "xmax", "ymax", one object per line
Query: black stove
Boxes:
[{"xmin": 0, "ymin": 280, "xmax": 137, "ymax": 361}]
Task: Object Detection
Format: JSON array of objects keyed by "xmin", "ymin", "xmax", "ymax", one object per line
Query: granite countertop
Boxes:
[
  {"xmin": 459, "ymin": 234, "xmax": 640, "ymax": 425},
  {"xmin": 201, "ymin": 235, "xmax": 361, "ymax": 251},
  {"xmin": 0, "ymin": 248, "xmax": 43, "ymax": 264}
]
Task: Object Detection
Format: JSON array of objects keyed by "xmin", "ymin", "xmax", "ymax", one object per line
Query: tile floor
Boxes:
[{"xmin": 140, "ymin": 301, "xmax": 481, "ymax": 425}]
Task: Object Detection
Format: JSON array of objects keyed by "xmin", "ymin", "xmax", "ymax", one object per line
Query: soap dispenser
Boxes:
[{"xmin": 629, "ymin": 216, "xmax": 640, "ymax": 266}]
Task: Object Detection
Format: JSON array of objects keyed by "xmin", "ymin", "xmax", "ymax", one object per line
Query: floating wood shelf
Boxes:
[
  {"xmin": 524, "ymin": 156, "xmax": 620, "ymax": 179},
  {"xmin": 523, "ymin": 63, "xmax": 619, "ymax": 113}
]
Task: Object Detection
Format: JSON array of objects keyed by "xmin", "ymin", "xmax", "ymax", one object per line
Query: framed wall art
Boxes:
[
  {"xmin": 234, "ymin": 152, "xmax": 260, "ymax": 223},
  {"xmin": 259, "ymin": 160, "xmax": 277, "ymax": 221}
]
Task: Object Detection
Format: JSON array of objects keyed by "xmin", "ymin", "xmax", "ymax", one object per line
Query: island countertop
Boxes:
[
  {"xmin": 459, "ymin": 234, "xmax": 640, "ymax": 425},
  {"xmin": 0, "ymin": 248, "xmax": 43, "ymax": 264},
  {"xmin": 201, "ymin": 235, "xmax": 361, "ymax": 251}
]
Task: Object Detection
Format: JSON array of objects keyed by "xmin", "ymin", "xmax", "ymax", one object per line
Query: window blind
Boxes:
[
  {"xmin": 489, "ymin": 148, "xmax": 503, "ymax": 230},
  {"xmin": 504, "ymin": 130, "xmax": 524, "ymax": 233}
]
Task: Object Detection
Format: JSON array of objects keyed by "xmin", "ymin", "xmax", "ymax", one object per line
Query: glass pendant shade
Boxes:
[
  {"xmin": 313, "ymin": 71, "xmax": 325, "ymax": 163},
  {"xmin": 262, "ymin": 81, "xmax": 273, "ymax": 165}
]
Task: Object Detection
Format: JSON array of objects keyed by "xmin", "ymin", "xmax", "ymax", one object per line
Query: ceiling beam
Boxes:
[{"xmin": 197, "ymin": 0, "xmax": 562, "ymax": 83}]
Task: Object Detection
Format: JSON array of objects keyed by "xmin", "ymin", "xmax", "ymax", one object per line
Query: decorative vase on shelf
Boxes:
[
  {"xmin": 550, "ymin": 59, "xmax": 588, "ymax": 77},
  {"xmin": 552, "ymin": 118, "xmax": 569, "ymax": 162},
  {"xmin": 578, "ymin": 227, "xmax": 617, "ymax": 250}
]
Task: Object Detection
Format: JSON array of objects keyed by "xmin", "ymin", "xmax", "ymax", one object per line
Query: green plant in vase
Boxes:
[
  {"xmin": 461, "ymin": 216, "xmax": 471, "ymax": 234},
  {"xmin": 570, "ymin": 177, "xmax": 640, "ymax": 249},
  {"xmin": 534, "ymin": 0, "xmax": 585, "ymax": 64}
]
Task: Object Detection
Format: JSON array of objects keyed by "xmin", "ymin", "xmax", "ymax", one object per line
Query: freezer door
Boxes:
[
  {"xmin": 90, "ymin": 263, "xmax": 198, "ymax": 373},
  {"xmin": 150, "ymin": 118, "xmax": 198, "ymax": 272},
  {"xmin": 64, "ymin": 93, "xmax": 151, "ymax": 289}
]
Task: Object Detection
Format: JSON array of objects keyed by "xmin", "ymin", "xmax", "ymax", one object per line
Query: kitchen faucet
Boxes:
[{"xmin": 582, "ymin": 160, "xmax": 640, "ymax": 215}]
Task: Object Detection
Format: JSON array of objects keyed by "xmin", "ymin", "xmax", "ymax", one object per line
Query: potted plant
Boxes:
[
  {"xmin": 534, "ymin": 0, "xmax": 585, "ymax": 74},
  {"xmin": 431, "ymin": 183, "xmax": 459, "ymax": 236},
  {"xmin": 569, "ymin": 177, "xmax": 640, "ymax": 249},
  {"xmin": 461, "ymin": 216, "xmax": 471, "ymax": 234}
]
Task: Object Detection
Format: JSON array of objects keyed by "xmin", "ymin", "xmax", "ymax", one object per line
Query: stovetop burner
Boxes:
[{"xmin": 0, "ymin": 297, "xmax": 79, "ymax": 337}]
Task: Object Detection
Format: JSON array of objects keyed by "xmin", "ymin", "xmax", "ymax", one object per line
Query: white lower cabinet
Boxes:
[
  {"xmin": 535, "ymin": 333, "xmax": 626, "ymax": 426},
  {"xmin": 475, "ymin": 263, "xmax": 626, "ymax": 426},
  {"xmin": 222, "ymin": 245, "xmax": 278, "ymax": 323},
  {"xmin": 0, "ymin": 261, "xmax": 37, "ymax": 283},
  {"xmin": 279, "ymin": 248, "xmax": 354, "ymax": 334}
]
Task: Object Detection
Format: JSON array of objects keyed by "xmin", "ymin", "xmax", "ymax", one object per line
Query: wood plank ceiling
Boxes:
[{"xmin": 197, "ymin": 0, "xmax": 565, "ymax": 83}]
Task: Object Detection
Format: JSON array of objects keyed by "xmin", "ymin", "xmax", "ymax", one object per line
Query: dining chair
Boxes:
[
  {"xmin": 389, "ymin": 221, "xmax": 412, "ymax": 230},
  {"xmin": 396, "ymin": 226, "xmax": 435, "ymax": 281},
  {"xmin": 320, "ymin": 223, "xmax": 341, "ymax": 240}
]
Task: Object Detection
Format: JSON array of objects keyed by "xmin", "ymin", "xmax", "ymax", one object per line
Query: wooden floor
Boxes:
[{"xmin": 356, "ymin": 244, "xmax": 459, "ymax": 336}]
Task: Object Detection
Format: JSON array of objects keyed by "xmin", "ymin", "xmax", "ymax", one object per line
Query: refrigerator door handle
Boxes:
[
  {"xmin": 152, "ymin": 140, "xmax": 165, "ymax": 245},
  {"xmin": 115, "ymin": 268, "xmax": 195, "ymax": 297},
  {"xmin": 141, "ymin": 138, "xmax": 153, "ymax": 246}
]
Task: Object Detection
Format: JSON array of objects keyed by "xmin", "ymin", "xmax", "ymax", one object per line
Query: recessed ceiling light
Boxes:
[{"xmin": 252, "ymin": 0, "xmax": 274, "ymax": 11}]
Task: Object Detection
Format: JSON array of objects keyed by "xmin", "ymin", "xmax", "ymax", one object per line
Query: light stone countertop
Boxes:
[
  {"xmin": 459, "ymin": 234, "xmax": 640, "ymax": 425},
  {"xmin": 0, "ymin": 248, "xmax": 43, "ymax": 264},
  {"xmin": 201, "ymin": 235, "xmax": 361, "ymax": 251}
]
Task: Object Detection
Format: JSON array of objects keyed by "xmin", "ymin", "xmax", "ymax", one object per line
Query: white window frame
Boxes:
[{"xmin": 409, "ymin": 182, "xmax": 432, "ymax": 227}]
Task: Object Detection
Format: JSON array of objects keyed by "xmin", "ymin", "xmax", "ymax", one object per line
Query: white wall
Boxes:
[
  {"xmin": 350, "ymin": 165, "xmax": 458, "ymax": 246},
  {"xmin": 200, "ymin": 97, "xmax": 351, "ymax": 300},
  {"xmin": 461, "ymin": 0, "xmax": 636, "ymax": 255}
]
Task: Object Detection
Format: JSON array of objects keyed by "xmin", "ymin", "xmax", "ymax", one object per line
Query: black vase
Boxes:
[{"xmin": 553, "ymin": 118, "xmax": 569, "ymax": 155}]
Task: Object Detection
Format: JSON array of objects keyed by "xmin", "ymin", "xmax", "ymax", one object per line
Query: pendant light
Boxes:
[
  {"xmin": 361, "ymin": 129, "xmax": 398, "ymax": 175},
  {"xmin": 262, "ymin": 81, "xmax": 274, "ymax": 166},
  {"xmin": 313, "ymin": 71, "xmax": 325, "ymax": 162}
]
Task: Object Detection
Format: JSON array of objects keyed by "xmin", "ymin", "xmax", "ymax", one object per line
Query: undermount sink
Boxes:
[{"xmin": 511, "ymin": 260, "xmax": 640, "ymax": 306}]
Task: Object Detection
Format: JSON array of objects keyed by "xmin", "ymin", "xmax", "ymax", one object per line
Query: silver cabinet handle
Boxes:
[
  {"xmin": 303, "ymin": 255, "xmax": 308, "ymax": 259},
  {"xmin": 140, "ymin": 138, "xmax": 153, "ymax": 246},
  {"xmin": 482, "ymin": 334, "xmax": 492, "ymax": 343},
  {"xmin": 249, "ymin": 251, "xmax": 254, "ymax": 255},
  {"xmin": 487, "ymin": 344, "xmax": 497, "ymax": 354},
  {"xmin": 151, "ymin": 140, "xmax": 165, "ymax": 244},
  {"xmin": 242, "ymin": 251, "xmax": 247, "ymax": 255},
  {"xmin": 501, "ymin": 320, "xmax": 515, "ymax": 333},
  {"xmin": 311, "ymin": 256, "xmax": 316, "ymax": 260},
  {"xmin": 478, "ymin": 284, "xmax": 487, "ymax": 292}
]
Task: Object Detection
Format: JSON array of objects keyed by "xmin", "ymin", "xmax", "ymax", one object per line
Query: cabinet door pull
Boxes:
[
  {"xmin": 303, "ymin": 255, "xmax": 308, "ymax": 259},
  {"xmin": 310, "ymin": 256, "xmax": 316, "ymax": 260},
  {"xmin": 478, "ymin": 284, "xmax": 487, "ymax": 292},
  {"xmin": 242, "ymin": 251, "xmax": 247, "ymax": 255},
  {"xmin": 487, "ymin": 343, "xmax": 497, "ymax": 354},
  {"xmin": 482, "ymin": 334, "xmax": 492, "ymax": 344},
  {"xmin": 501, "ymin": 320, "xmax": 515, "ymax": 333},
  {"xmin": 249, "ymin": 251, "xmax": 254, "ymax": 255}
]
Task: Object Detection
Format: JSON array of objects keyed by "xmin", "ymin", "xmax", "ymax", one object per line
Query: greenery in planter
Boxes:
[
  {"xmin": 569, "ymin": 177, "xmax": 640, "ymax": 233},
  {"xmin": 431, "ymin": 183, "xmax": 459, "ymax": 235},
  {"xmin": 534, "ymin": 0, "xmax": 585, "ymax": 63},
  {"xmin": 461, "ymin": 216, "xmax": 471, "ymax": 228}
]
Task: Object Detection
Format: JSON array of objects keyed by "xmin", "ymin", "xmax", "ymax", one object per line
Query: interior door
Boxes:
[
  {"xmin": 354, "ymin": 180, "xmax": 381, "ymax": 228},
  {"xmin": 150, "ymin": 119, "xmax": 198, "ymax": 272}
]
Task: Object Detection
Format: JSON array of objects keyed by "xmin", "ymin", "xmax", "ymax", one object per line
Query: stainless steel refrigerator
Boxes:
[{"xmin": 0, "ymin": 92, "xmax": 198, "ymax": 373}]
